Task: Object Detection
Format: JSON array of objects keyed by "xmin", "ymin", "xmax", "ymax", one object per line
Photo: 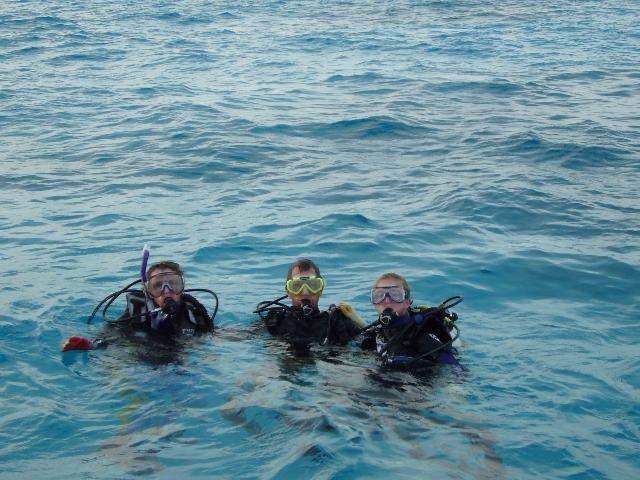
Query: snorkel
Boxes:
[
  {"xmin": 140, "ymin": 243, "xmax": 162, "ymax": 330},
  {"xmin": 140, "ymin": 243, "xmax": 150, "ymax": 284}
]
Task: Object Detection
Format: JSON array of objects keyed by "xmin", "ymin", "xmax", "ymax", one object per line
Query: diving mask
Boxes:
[
  {"xmin": 370, "ymin": 285, "xmax": 406, "ymax": 304},
  {"xmin": 285, "ymin": 276, "xmax": 325, "ymax": 295},
  {"xmin": 147, "ymin": 271, "xmax": 185, "ymax": 298}
]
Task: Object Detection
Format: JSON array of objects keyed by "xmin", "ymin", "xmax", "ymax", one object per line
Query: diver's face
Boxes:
[
  {"xmin": 372, "ymin": 279, "xmax": 411, "ymax": 317},
  {"xmin": 147, "ymin": 267, "xmax": 183, "ymax": 307},
  {"xmin": 286, "ymin": 266, "xmax": 322, "ymax": 307}
]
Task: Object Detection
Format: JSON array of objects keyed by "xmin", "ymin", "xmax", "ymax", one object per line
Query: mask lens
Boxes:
[
  {"xmin": 370, "ymin": 286, "xmax": 405, "ymax": 304},
  {"xmin": 147, "ymin": 272, "xmax": 184, "ymax": 297},
  {"xmin": 286, "ymin": 276, "xmax": 324, "ymax": 295}
]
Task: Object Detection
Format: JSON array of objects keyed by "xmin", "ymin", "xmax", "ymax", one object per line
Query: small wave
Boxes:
[
  {"xmin": 6, "ymin": 46, "xmax": 43, "ymax": 57},
  {"xmin": 293, "ymin": 33, "xmax": 355, "ymax": 50},
  {"xmin": 310, "ymin": 212, "xmax": 376, "ymax": 229},
  {"xmin": 34, "ymin": 15, "xmax": 66, "ymax": 24},
  {"xmin": 47, "ymin": 51, "xmax": 123, "ymax": 64},
  {"xmin": 547, "ymin": 70, "xmax": 609, "ymax": 82},
  {"xmin": 170, "ymin": 15, "xmax": 215, "ymax": 26},
  {"xmin": 255, "ymin": 60, "xmax": 296, "ymax": 68},
  {"xmin": 314, "ymin": 182, "xmax": 381, "ymax": 205},
  {"xmin": 503, "ymin": 132, "xmax": 627, "ymax": 168},
  {"xmin": 601, "ymin": 89, "xmax": 635, "ymax": 98},
  {"xmin": 74, "ymin": 213, "xmax": 136, "ymax": 228},
  {"xmin": 245, "ymin": 213, "xmax": 376, "ymax": 240},
  {"xmin": 471, "ymin": 251, "xmax": 640, "ymax": 307},
  {"xmin": 432, "ymin": 79, "xmax": 524, "ymax": 95},
  {"xmin": 156, "ymin": 11, "xmax": 181, "ymax": 21},
  {"xmin": 270, "ymin": 443, "xmax": 335, "ymax": 477},
  {"xmin": 252, "ymin": 116, "xmax": 434, "ymax": 140},
  {"xmin": 325, "ymin": 72, "xmax": 384, "ymax": 83},
  {"xmin": 134, "ymin": 86, "xmax": 159, "ymax": 96},
  {"xmin": 2, "ymin": 15, "xmax": 68, "ymax": 29},
  {"xmin": 193, "ymin": 244, "xmax": 257, "ymax": 264}
]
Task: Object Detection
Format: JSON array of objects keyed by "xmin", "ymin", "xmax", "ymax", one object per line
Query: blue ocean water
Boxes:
[{"xmin": 1, "ymin": 0, "xmax": 639, "ymax": 478}]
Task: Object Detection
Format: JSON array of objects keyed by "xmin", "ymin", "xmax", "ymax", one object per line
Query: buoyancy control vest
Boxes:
[
  {"xmin": 116, "ymin": 290, "xmax": 213, "ymax": 336},
  {"xmin": 259, "ymin": 299, "xmax": 363, "ymax": 348},
  {"xmin": 371, "ymin": 305, "xmax": 459, "ymax": 367}
]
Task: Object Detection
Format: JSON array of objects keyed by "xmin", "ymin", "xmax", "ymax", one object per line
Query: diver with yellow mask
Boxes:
[{"xmin": 255, "ymin": 258, "xmax": 366, "ymax": 350}]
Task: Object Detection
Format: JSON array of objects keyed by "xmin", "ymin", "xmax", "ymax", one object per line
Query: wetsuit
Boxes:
[
  {"xmin": 102, "ymin": 290, "xmax": 213, "ymax": 341},
  {"xmin": 363, "ymin": 306, "xmax": 458, "ymax": 366},
  {"xmin": 263, "ymin": 303, "xmax": 361, "ymax": 349}
]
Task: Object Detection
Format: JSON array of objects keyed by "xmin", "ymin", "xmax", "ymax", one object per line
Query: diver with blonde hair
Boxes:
[{"xmin": 362, "ymin": 272, "xmax": 462, "ymax": 367}]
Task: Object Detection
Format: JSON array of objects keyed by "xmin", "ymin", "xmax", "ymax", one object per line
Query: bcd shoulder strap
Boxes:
[
  {"xmin": 124, "ymin": 290, "xmax": 148, "ymax": 320},
  {"xmin": 182, "ymin": 293, "xmax": 213, "ymax": 330}
]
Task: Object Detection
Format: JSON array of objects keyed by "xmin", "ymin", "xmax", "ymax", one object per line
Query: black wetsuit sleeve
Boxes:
[
  {"xmin": 325, "ymin": 308, "xmax": 361, "ymax": 345},
  {"xmin": 91, "ymin": 312, "xmax": 136, "ymax": 349},
  {"xmin": 264, "ymin": 309, "xmax": 285, "ymax": 335}
]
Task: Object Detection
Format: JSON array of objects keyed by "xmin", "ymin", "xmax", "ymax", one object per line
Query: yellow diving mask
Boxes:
[{"xmin": 285, "ymin": 276, "xmax": 325, "ymax": 295}]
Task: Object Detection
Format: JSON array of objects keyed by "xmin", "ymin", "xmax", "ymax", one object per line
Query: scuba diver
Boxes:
[
  {"xmin": 361, "ymin": 272, "xmax": 462, "ymax": 368},
  {"xmin": 254, "ymin": 258, "xmax": 366, "ymax": 350},
  {"xmin": 61, "ymin": 245, "xmax": 218, "ymax": 352}
]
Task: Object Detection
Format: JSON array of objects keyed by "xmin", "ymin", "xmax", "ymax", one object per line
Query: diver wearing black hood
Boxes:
[{"xmin": 255, "ymin": 258, "xmax": 365, "ymax": 350}]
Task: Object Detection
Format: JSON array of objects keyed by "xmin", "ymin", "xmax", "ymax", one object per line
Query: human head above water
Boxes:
[
  {"xmin": 146, "ymin": 260, "xmax": 185, "ymax": 307},
  {"xmin": 371, "ymin": 272, "xmax": 412, "ymax": 317},
  {"xmin": 285, "ymin": 258, "xmax": 323, "ymax": 307}
]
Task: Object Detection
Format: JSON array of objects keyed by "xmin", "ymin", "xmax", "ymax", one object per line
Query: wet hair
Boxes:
[
  {"xmin": 147, "ymin": 260, "xmax": 184, "ymax": 279},
  {"xmin": 287, "ymin": 258, "xmax": 321, "ymax": 279},
  {"xmin": 374, "ymin": 272, "xmax": 411, "ymax": 299}
]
